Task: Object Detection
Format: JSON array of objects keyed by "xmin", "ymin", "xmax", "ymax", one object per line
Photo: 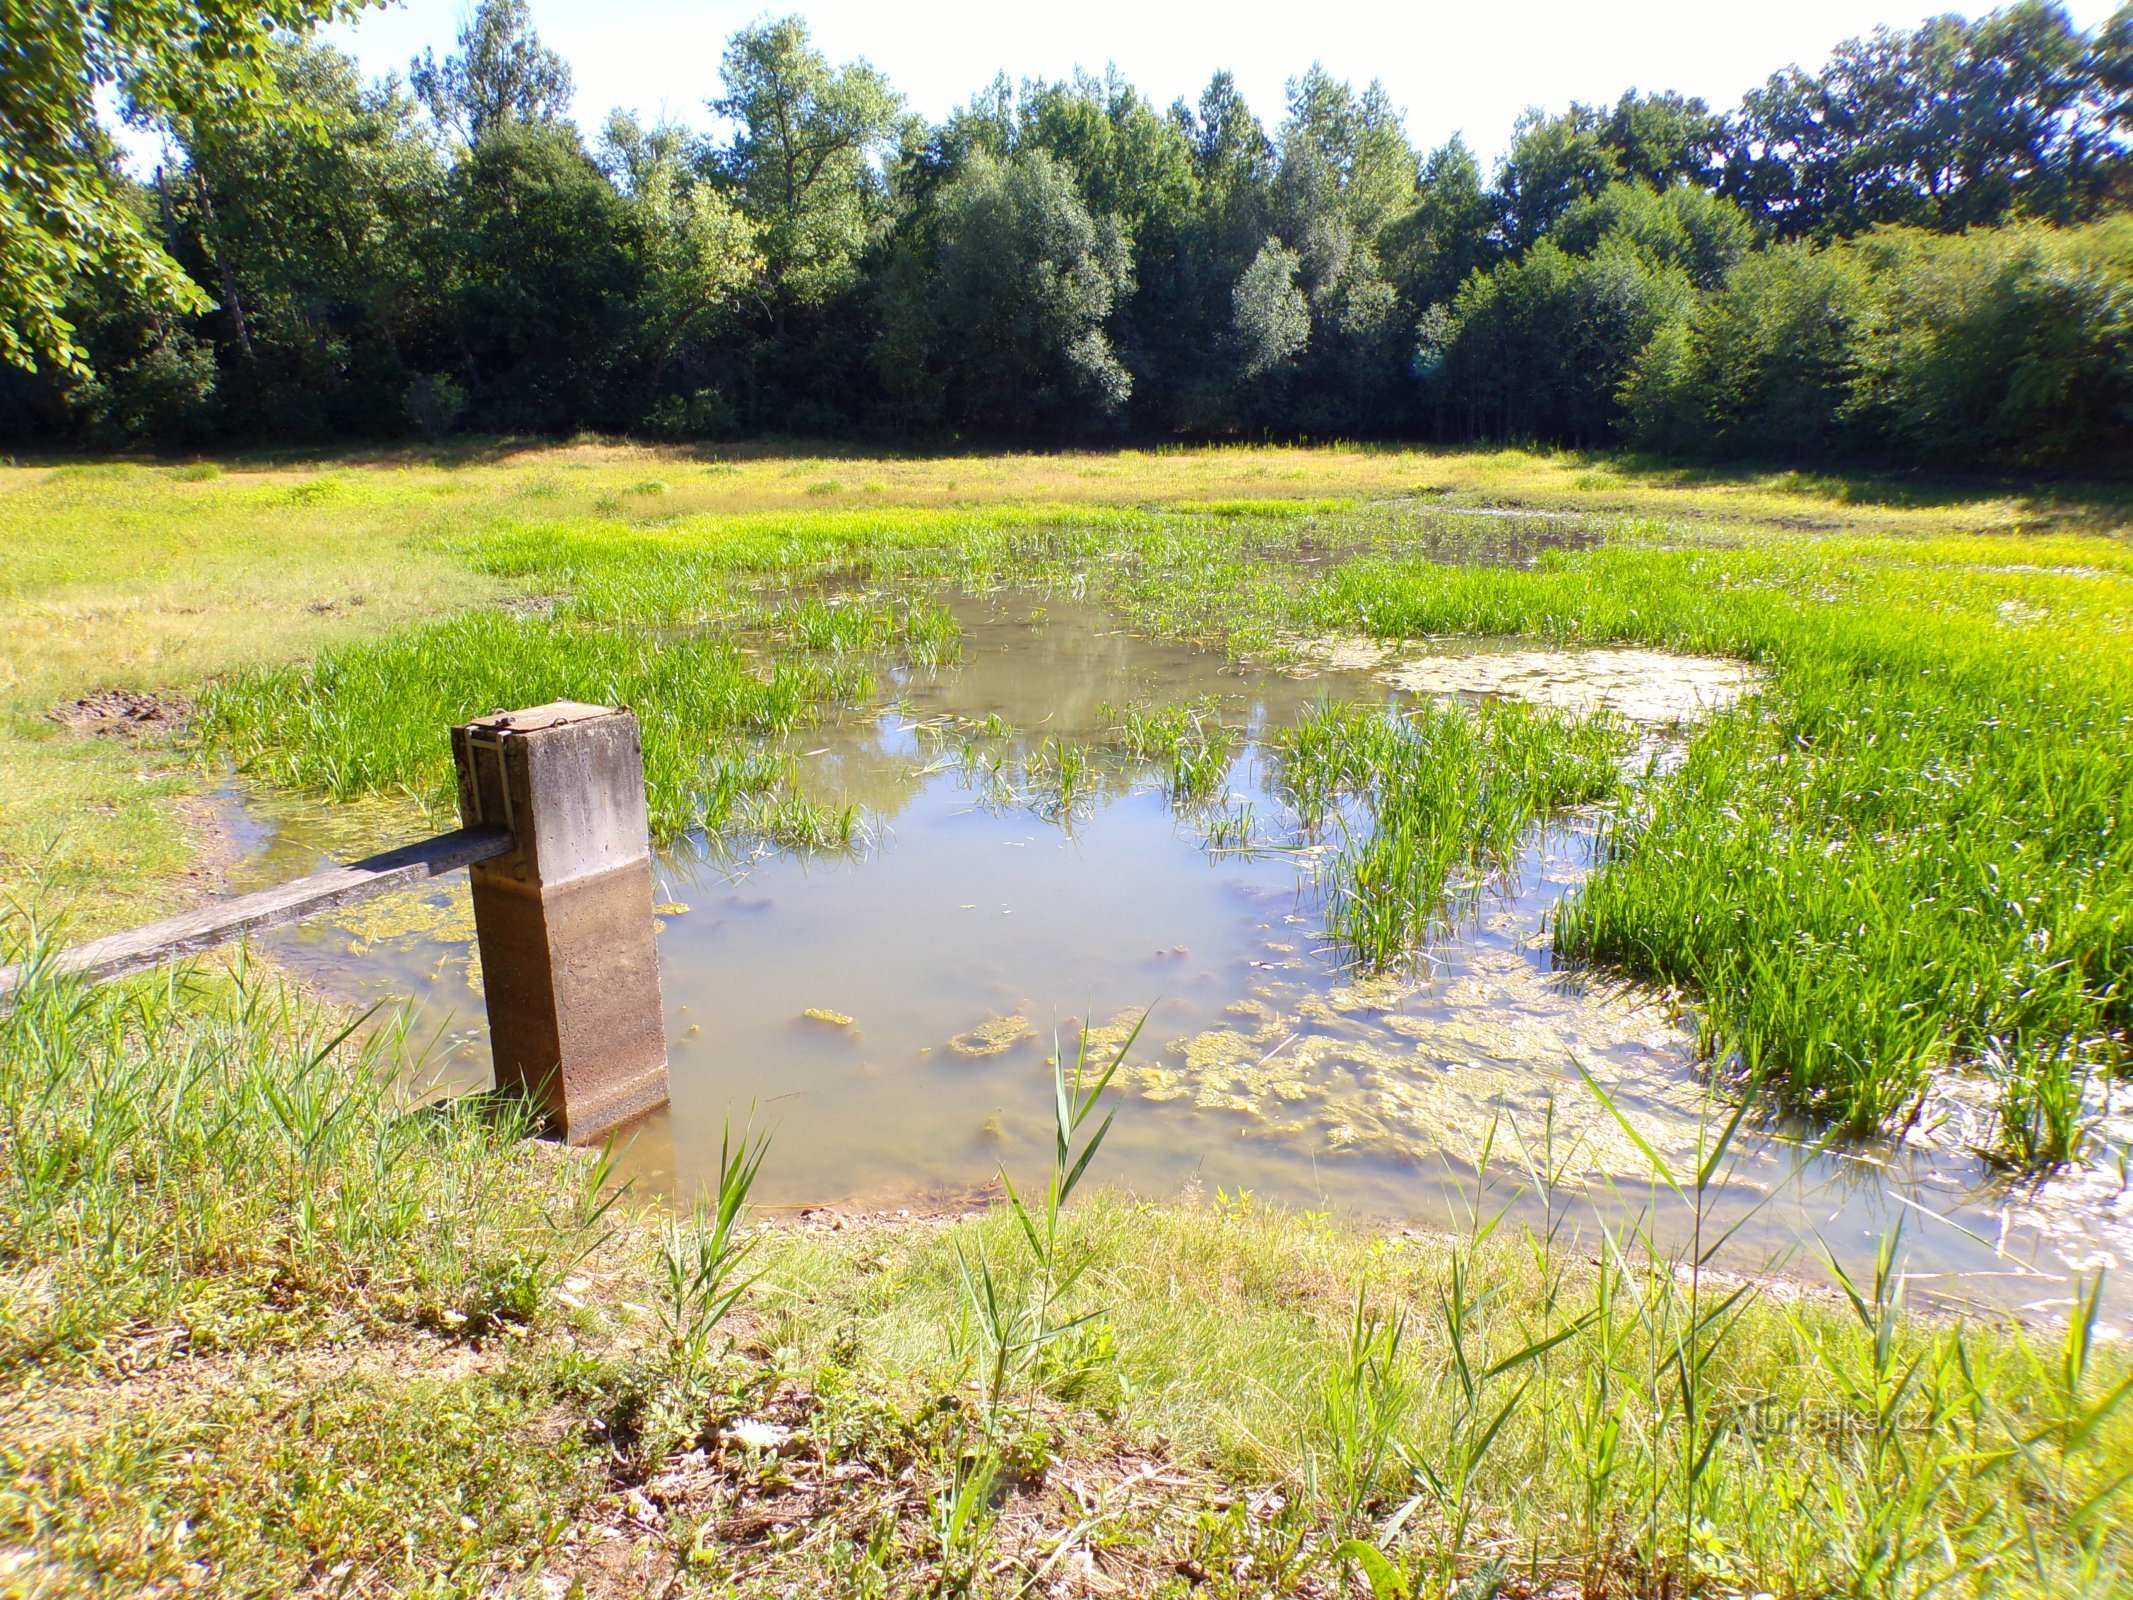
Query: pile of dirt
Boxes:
[{"xmin": 51, "ymin": 688, "xmax": 191, "ymax": 737}]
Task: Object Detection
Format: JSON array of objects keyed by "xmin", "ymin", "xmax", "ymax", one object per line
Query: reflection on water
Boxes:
[{"xmin": 227, "ymin": 591, "xmax": 2133, "ymax": 1328}]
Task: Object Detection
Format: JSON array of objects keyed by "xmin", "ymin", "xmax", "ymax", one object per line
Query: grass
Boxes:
[
  {"xmin": 1286, "ymin": 540, "xmax": 2133, "ymax": 1151},
  {"xmin": 1270, "ymin": 700, "xmax": 1630, "ymax": 969},
  {"xmin": 3, "ymin": 962, "xmax": 2127, "ymax": 1596},
  {"xmin": 4, "ymin": 442, "xmax": 2133, "ymax": 1592},
  {"xmin": 0, "ymin": 949, "xmax": 613, "ymax": 1372},
  {"xmin": 194, "ymin": 610, "xmax": 863, "ymax": 839}
]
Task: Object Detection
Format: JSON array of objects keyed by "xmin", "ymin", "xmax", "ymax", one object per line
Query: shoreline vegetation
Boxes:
[{"xmin": 3, "ymin": 440, "xmax": 2131, "ymax": 1594}]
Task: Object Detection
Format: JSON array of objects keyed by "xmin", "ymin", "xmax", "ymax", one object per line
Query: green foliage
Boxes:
[
  {"xmin": 1848, "ymin": 218, "xmax": 2133, "ymax": 467},
  {"xmin": 1626, "ymin": 218, "xmax": 2133, "ymax": 468},
  {"xmin": 447, "ymin": 120, "xmax": 643, "ymax": 432},
  {"xmin": 1548, "ymin": 178, "xmax": 1758, "ymax": 287},
  {"xmin": 9, "ymin": 5, "xmax": 2131, "ymax": 464},
  {"xmin": 1431, "ymin": 236, "xmax": 1693, "ymax": 444},
  {"xmin": 0, "ymin": 0, "xmax": 376, "ymax": 374},
  {"xmin": 918, "ymin": 148, "xmax": 1135, "ymax": 431},
  {"xmin": 712, "ymin": 16, "xmax": 901, "ymax": 324},
  {"xmin": 1621, "ymin": 236, "xmax": 1878, "ymax": 458},
  {"xmin": 1728, "ymin": 2, "xmax": 2126, "ymax": 237},
  {"xmin": 409, "ymin": 0, "xmax": 573, "ymax": 145},
  {"xmin": 1230, "ymin": 235, "xmax": 1309, "ymax": 385}
]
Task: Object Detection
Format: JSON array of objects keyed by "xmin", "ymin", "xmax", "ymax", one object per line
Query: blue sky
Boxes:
[{"xmin": 156, "ymin": 0, "xmax": 2126, "ymax": 169}]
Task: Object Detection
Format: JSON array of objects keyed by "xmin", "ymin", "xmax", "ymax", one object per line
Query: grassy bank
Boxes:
[
  {"xmin": 3, "ymin": 968, "xmax": 2128, "ymax": 1598},
  {"xmin": 3, "ymin": 443, "xmax": 2132, "ymax": 1593}
]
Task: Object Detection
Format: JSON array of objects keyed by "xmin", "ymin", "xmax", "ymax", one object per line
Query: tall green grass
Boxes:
[
  {"xmin": 1304, "ymin": 538, "xmax": 2133, "ymax": 1151},
  {"xmin": 196, "ymin": 609, "xmax": 856, "ymax": 838},
  {"xmin": 758, "ymin": 1132, "xmax": 2133, "ymax": 1597},
  {"xmin": 0, "ymin": 945, "xmax": 611, "ymax": 1368},
  {"xmin": 1272, "ymin": 700, "xmax": 1629, "ymax": 970}
]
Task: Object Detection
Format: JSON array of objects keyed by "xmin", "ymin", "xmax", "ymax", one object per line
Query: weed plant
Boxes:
[{"xmin": 762, "ymin": 1119, "xmax": 2133, "ymax": 1597}]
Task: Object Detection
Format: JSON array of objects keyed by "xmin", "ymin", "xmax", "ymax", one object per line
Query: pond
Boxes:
[{"xmin": 222, "ymin": 589, "xmax": 2133, "ymax": 1325}]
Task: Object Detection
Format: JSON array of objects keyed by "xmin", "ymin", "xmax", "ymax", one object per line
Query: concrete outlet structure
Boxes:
[{"xmin": 451, "ymin": 702, "xmax": 670, "ymax": 1143}]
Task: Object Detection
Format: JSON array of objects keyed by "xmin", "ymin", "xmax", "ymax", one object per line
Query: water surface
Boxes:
[{"xmin": 226, "ymin": 591, "xmax": 2133, "ymax": 1327}]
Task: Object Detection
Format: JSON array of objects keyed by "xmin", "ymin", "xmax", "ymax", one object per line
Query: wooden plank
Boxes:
[{"xmin": 0, "ymin": 825, "xmax": 514, "ymax": 1001}]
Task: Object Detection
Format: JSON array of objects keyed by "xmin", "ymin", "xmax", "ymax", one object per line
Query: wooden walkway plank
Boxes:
[{"xmin": 0, "ymin": 825, "xmax": 514, "ymax": 1001}]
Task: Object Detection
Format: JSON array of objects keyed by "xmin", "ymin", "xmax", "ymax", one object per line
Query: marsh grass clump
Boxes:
[
  {"xmin": 1023, "ymin": 737, "xmax": 1101, "ymax": 821},
  {"xmin": 1274, "ymin": 700, "xmax": 1630, "ymax": 970},
  {"xmin": 1109, "ymin": 699, "xmax": 1240, "ymax": 806},
  {"xmin": 196, "ymin": 611, "xmax": 863, "ymax": 838},
  {"xmin": 777, "ymin": 595, "xmax": 962, "ymax": 664},
  {"xmin": 739, "ymin": 791, "xmax": 869, "ymax": 854}
]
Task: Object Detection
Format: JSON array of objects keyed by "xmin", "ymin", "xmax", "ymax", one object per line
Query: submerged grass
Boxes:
[{"xmin": 1273, "ymin": 700, "xmax": 1630, "ymax": 970}]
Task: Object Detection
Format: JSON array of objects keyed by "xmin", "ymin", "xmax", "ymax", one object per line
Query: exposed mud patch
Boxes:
[{"xmin": 51, "ymin": 687, "xmax": 191, "ymax": 736}]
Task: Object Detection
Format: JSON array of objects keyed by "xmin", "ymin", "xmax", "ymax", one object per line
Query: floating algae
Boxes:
[
  {"xmin": 1064, "ymin": 1008, "xmax": 1148, "ymax": 1063},
  {"xmin": 1376, "ymin": 647, "xmax": 1762, "ymax": 724},
  {"xmin": 327, "ymin": 884, "xmax": 476, "ymax": 956},
  {"xmin": 948, "ymin": 1012, "xmax": 1037, "ymax": 1057},
  {"xmin": 802, "ymin": 1008, "xmax": 856, "ymax": 1028},
  {"xmin": 1141, "ymin": 943, "xmax": 1710, "ymax": 1179}
]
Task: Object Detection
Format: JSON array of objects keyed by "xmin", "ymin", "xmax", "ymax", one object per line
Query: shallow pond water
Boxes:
[{"xmin": 224, "ymin": 591, "xmax": 2133, "ymax": 1327}]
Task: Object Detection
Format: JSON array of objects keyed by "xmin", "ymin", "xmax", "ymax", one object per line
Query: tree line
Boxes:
[{"xmin": 5, "ymin": 1, "xmax": 2130, "ymax": 469}]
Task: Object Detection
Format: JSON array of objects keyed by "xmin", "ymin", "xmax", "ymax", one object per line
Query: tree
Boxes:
[
  {"xmin": 1726, "ymin": 2, "xmax": 2125, "ymax": 237},
  {"xmin": 624, "ymin": 133, "xmax": 759, "ymax": 391},
  {"xmin": 410, "ymin": 0, "xmax": 572, "ymax": 145},
  {"xmin": 172, "ymin": 38, "xmax": 448, "ymax": 435},
  {"xmin": 1384, "ymin": 136, "xmax": 1499, "ymax": 308},
  {"xmin": 1433, "ymin": 237, "xmax": 1689, "ymax": 443},
  {"xmin": 1276, "ymin": 65, "xmax": 1418, "ymax": 241},
  {"xmin": 1550, "ymin": 180, "xmax": 1757, "ymax": 287},
  {"xmin": 1601, "ymin": 90, "xmax": 1728, "ymax": 188},
  {"xmin": 1231, "ymin": 236, "xmax": 1308, "ymax": 382},
  {"xmin": 1019, "ymin": 71, "xmax": 1196, "ymax": 246},
  {"xmin": 446, "ymin": 120, "xmax": 639, "ymax": 431},
  {"xmin": 1493, "ymin": 107, "xmax": 1620, "ymax": 249},
  {"xmin": 1846, "ymin": 219, "xmax": 2133, "ymax": 466},
  {"xmin": 924, "ymin": 148, "xmax": 1132, "ymax": 433},
  {"xmin": 711, "ymin": 16, "xmax": 901, "ymax": 338},
  {"xmin": 1182, "ymin": 71, "xmax": 1273, "ymax": 197},
  {"xmin": 1621, "ymin": 240, "xmax": 1879, "ymax": 456},
  {"xmin": 0, "ymin": 0, "xmax": 377, "ymax": 373}
]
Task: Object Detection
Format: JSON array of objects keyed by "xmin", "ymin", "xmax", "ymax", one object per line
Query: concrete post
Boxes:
[{"xmin": 450, "ymin": 701, "xmax": 669, "ymax": 1143}]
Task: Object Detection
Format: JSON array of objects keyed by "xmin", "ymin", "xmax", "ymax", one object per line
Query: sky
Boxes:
[{"xmin": 154, "ymin": 0, "xmax": 2128, "ymax": 169}]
